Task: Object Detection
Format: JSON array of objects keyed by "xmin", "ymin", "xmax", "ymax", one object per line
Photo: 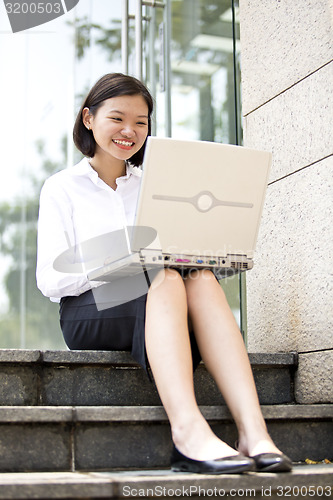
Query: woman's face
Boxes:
[{"xmin": 84, "ymin": 94, "xmax": 149, "ymax": 162}]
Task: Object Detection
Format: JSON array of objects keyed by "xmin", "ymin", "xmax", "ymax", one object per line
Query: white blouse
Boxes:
[{"xmin": 36, "ymin": 157, "xmax": 142, "ymax": 302}]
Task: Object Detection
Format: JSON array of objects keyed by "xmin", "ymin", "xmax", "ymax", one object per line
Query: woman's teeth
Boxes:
[{"xmin": 113, "ymin": 139, "xmax": 134, "ymax": 146}]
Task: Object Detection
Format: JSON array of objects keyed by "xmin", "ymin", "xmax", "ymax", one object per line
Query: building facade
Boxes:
[{"xmin": 239, "ymin": 0, "xmax": 333, "ymax": 403}]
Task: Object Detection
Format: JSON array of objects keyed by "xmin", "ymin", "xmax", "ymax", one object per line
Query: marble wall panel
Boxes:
[
  {"xmin": 239, "ymin": 0, "xmax": 333, "ymax": 114},
  {"xmin": 243, "ymin": 62, "xmax": 333, "ymax": 182},
  {"xmin": 246, "ymin": 157, "xmax": 333, "ymax": 353},
  {"xmin": 295, "ymin": 351, "xmax": 333, "ymax": 403}
]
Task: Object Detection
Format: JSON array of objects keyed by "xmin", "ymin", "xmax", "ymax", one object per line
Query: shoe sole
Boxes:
[
  {"xmin": 171, "ymin": 462, "xmax": 255, "ymax": 475},
  {"xmin": 256, "ymin": 463, "xmax": 292, "ymax": 473}
]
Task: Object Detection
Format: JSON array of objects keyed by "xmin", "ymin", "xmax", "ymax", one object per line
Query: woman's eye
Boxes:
[{"xmin": 111, "ymin": 117, "xmax": 122, "ymax": 121}]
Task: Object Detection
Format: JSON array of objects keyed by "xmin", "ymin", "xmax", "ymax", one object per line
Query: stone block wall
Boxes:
[{"xmin": 239, "ymin": 0, "xmax": 333, "ymax": 403}]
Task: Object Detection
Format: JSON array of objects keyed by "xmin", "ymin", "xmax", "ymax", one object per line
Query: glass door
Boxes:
[
  {"xmin": 169, "ymin": 0, "xmax": 244, "ymax": 335},
  {"xmin": 122, "ymin": 0, "xmax": 241, "ymax": 142}
]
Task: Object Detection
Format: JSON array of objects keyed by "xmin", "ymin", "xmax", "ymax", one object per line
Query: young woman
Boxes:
[{"xmin": 36, "ymin": 73, "xmax": 292, "ymax": 474}]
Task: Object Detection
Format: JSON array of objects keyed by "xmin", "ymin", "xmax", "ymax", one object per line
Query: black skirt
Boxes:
[{"xmin": 59, "ymin": 281, "xmax": 201, "ymax": 376}]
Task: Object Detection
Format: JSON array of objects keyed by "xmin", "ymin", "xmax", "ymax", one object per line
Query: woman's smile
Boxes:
[
  {"xmin": 84, "ymin": 94, "xmax": 149, "ymax": 164},
  {"xmin": 112, "ymin": 138, "xmax": 136, "ymax": 150}
]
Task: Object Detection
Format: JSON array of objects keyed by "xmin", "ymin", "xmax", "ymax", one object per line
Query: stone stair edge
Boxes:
[
  {"xmin": 0, "ymin": 404, "xmax": 332, "ymax": 423},
  {"xmin": 0, "ymin": 349, "xmax": 298, "ymax": 367},
  {"xmin": 0, "ymin": 465, "xmax": 332, "ymax": 500}
]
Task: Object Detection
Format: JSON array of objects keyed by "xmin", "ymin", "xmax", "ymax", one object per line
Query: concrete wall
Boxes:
[{"xmin": 239, "ymin": 0, "xmax": 333, "ymax": 403}]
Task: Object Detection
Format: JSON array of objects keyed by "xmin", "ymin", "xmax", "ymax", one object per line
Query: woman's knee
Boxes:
[
  {"xmin": 149, "ymin": 267, "xmax": 185, "ymax": 292},
  {"xmin": 185, "ymin": 269, "xmax": 225, "ymax": 299}
]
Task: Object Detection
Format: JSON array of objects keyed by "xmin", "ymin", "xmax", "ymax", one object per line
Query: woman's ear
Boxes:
[{"xmin": 82, "ymin": 107, "xmax": 92, "ymax": 130}]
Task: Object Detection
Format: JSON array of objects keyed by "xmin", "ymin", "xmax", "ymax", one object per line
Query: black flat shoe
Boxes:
[
  {"xmin": 171, "ymin": 446, "xmax": 255, "ymax": 474},
  {"xmin": 250, "ymin": 453, "xmax": 292, "ymax": 472}
]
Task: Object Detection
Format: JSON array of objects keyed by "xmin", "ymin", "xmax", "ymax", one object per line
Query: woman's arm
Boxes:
[{"xmin": 36, "ymin": 178, "xmax": 94, "ymax": 300}]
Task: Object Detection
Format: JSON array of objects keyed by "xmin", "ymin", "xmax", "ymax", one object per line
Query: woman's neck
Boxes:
[{"xmin": 89, "ymin": 153, "xmax": 126, "ymax": 190}]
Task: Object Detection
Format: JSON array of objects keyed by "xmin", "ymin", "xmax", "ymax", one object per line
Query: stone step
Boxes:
[
  {"xmin": 0, "ymin": 405, "xmax": 332, "ymax": 472},
  {"xmin": 0, "ymin": 464, "xmax": 332, "ymax": 499},
  {"xmin": 0, "ymin": 350, "xmax": 297, "ymax": 406}
]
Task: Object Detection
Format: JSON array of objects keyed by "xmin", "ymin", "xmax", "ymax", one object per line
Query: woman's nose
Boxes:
[{"xmin": 121, "ymin": 124, "xmax": 135, "ymax": 138}]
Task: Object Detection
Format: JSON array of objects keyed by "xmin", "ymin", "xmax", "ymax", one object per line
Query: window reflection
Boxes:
[{"xmin": 144, "ymin": 1, "xmax": 240, "ymax": 143}]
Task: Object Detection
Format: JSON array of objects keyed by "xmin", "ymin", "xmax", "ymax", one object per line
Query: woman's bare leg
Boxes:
[
  {"xmin": 145, "ymin": 268, "xmax": 238, "ymax": 461},
  {"xmin": 184, "ymin": 269, "xmax": 281, "ymax": 457}
]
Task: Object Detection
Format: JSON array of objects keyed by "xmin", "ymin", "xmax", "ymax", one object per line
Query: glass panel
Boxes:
[
  {"xmin": 0, "ymin": 0, "xmax": 124, "ymax": 348},
  {"xmin": 169, "ymin": 0, "xmax": 243, "ymax": 330},
  {"xmin": 0, "ymin": 12, "xmax": 75, "ymax": 349}
]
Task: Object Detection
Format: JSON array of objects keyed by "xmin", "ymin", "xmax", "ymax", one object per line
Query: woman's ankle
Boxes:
[
  {"xmin": 171, "ymin": 417, "xmax": 238, "ymax": 461},
  {"xmin": 235, "ymin": 414, "xmax": 282, "ymax": 456},
  {"xmin": 237, "ymin": 428, "xmax": 281, "ymax": 456}
]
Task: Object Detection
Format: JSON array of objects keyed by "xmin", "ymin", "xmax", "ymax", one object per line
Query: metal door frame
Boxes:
[{"xmin": 122, "ymin": 0, "xmax": 172, "ymax": 137}]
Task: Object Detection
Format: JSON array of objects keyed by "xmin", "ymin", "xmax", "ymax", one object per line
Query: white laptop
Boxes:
[{"xmin": 87, "ymin": 137, "xmax": 271, "ymax": 283}]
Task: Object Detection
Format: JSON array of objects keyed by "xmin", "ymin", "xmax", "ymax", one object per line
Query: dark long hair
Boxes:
[{"xmin": 73, "ymin": 73, "xmax": 154, "ymax": 166}]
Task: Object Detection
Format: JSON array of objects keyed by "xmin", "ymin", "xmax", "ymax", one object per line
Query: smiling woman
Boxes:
[
  {"xmin": 36, "ymin": 71, "xmax": 292, "ymax": 476},
  {"xmin": 36, "ymin": 72, "xmax": 155, "ymax": 362},
  {"xmin": 81, "ymin": 95, "xmax": 149, "ymax": 189},
  {"xmin": 73, "ymin": 73, "xmax": 153, "ymax": 166}
]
